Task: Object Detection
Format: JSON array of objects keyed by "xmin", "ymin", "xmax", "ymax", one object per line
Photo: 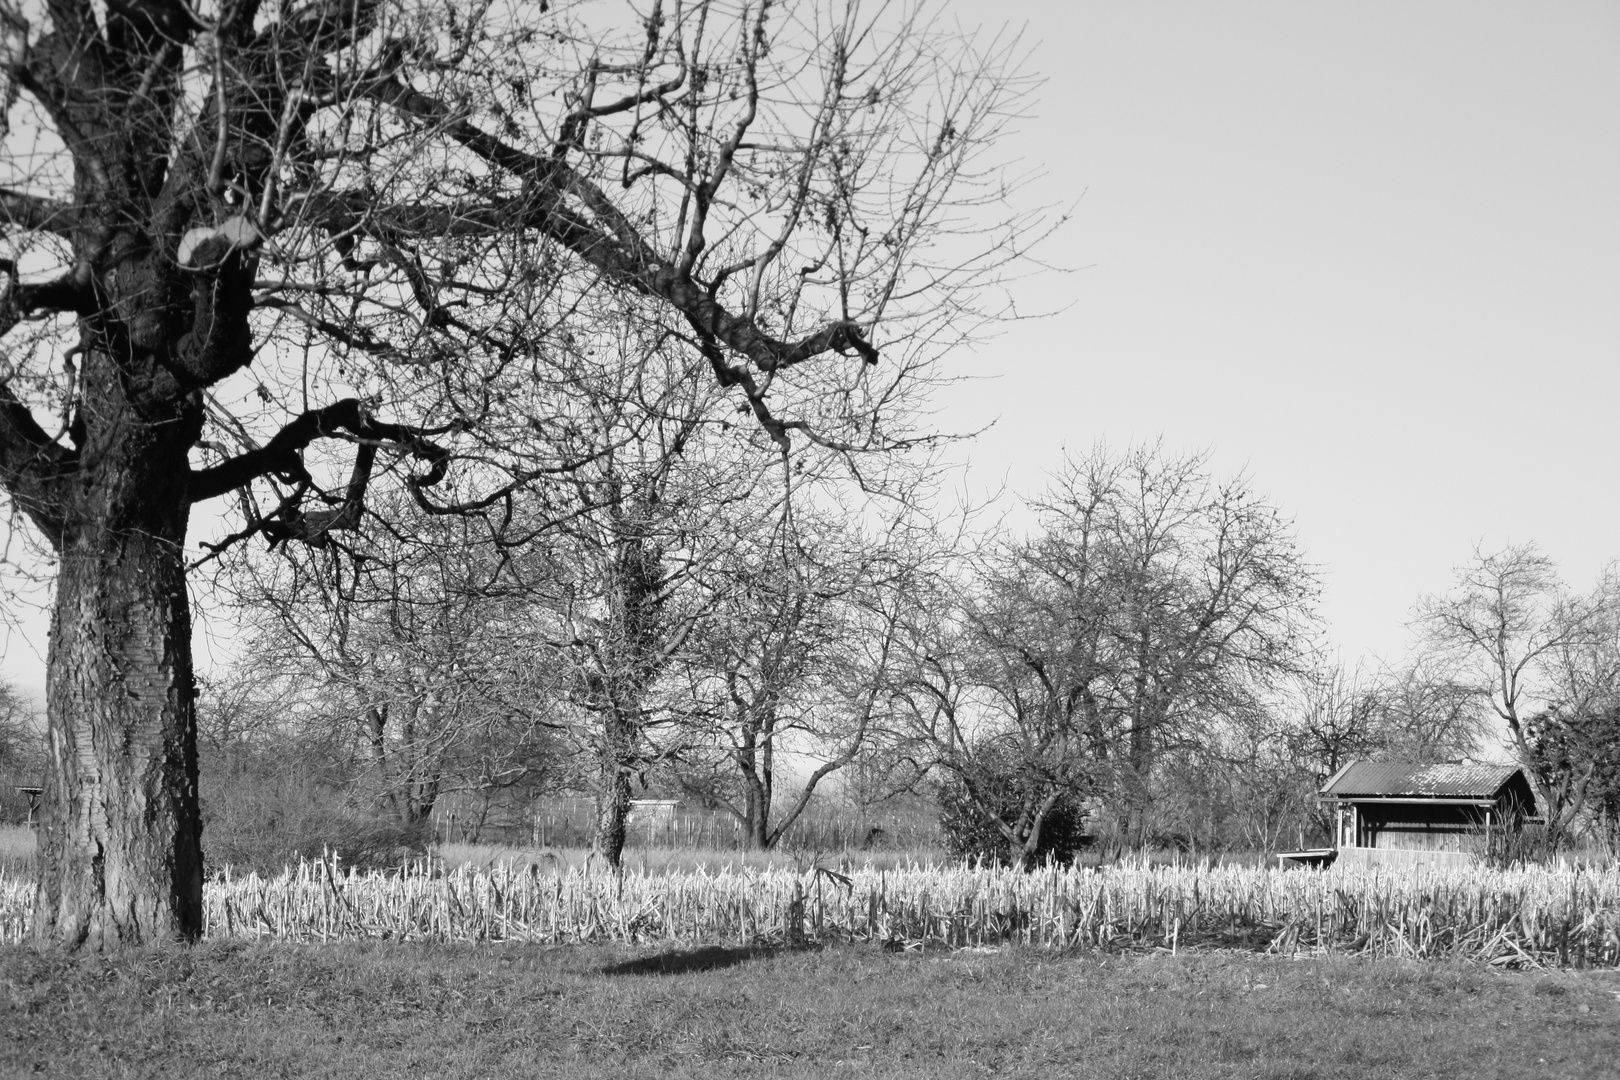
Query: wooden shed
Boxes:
[
  {"xmin": 1318, "ymin": 761, "xmax": 1541, "ymax": 868},
  {"xmin": 15, "ymin": 785, "xmax": 42, "ymax": 828},
  {"xmin": 627, "ymin": 798, "xmax": 684, "ymax": 841}
]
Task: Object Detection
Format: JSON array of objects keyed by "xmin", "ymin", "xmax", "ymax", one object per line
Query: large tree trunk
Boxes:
[
  {"xmin": 735, "ymin": 723, "xmax": 773, "ymax": 849},
  {"xmin": 594, "ymin": 768, "xmax": 631, "ymax": 870},
  {"xmin": 589, "ymin": 517, "xmax": 666, "ymax": 869},
  {"xmin": 593, "ymin": 712, "xmax": 635, "ymax": 869},
  {"xmin": 361, "ymin": 704, "xmax": 402, "ymax": 821},
  {"xmin": 398, "ymin": 700, "xmax": 442, "ymax": 828},
  {"xmin": 32, "ymin": 386, "xmax": 204, "ymax": 948},
  {"xmin": 1121, "ymin": 717, "xmax": 1156, "ymax": 848},
  {"xmin": 744, "ymin": 776, "xmax": 770, "ymax": 849}
]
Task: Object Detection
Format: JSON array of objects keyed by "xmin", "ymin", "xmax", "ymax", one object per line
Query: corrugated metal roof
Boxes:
[{"xmin": 1320, "ymin": 761, "xmax": 1525, "ymax": 799}]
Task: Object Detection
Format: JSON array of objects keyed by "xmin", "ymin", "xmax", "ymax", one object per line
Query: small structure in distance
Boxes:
[
  {"xmin": 627, "ymin": 799, "xmax": 684, "ymax": 843},
  {"xmin": 1311, "ymin": 760, "xmax": 1541, "ymax": 869},
  {"xmin": 14, "ymin": 785, "xmax": 42, "ymax": 829}
]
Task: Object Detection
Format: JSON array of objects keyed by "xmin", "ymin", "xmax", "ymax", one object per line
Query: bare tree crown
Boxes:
[{"xmin": 0, "ymin": 0, "xmax": 1044, "ymax": 557}]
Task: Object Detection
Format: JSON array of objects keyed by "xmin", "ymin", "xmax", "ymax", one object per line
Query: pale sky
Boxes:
[
  {"xmin": 937, "ymin": 0, "xmax": 1620, "ymax": 662},
  {"xmin": 2, "ymin": 0, "xmax": 1618, "ymax": 704}
]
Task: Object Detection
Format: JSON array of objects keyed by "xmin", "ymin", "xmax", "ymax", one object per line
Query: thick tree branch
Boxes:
[
  {"xmin": 15, "ymin": 32, "xmax": 114, "ymax": 195},
  {"xmin": 0, "ymin": 375, "xmax": 71, "ymax": 542},
  {"xmin": 0, "ymin": 187, "xmax": 74, "ymax": 237},
  {"xmin": 360, "ymin": 76, "xmax": 879, "ymax": 376},
  {"xmin": 170, "ymin": 244, "xmax": 259, "ymax": 388},
  {"xmin": 190, "ymin": 396, "xmax": 450, "ymax": 508},
  {"xmin": 0, "ymin": 259, "xmax": 94, "ymax": 326}
]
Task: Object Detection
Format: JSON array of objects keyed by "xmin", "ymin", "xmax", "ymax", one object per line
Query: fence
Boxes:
[{"xmin": 437, "ymin": 797, "xmax": 941, "ymax": 853}]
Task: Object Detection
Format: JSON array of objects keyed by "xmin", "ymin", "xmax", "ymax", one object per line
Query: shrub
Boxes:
[
  {"xmin": 201, "ymin": 745, "xmax": 427, "ymax": 875},
  {"xmin": 937, "ymin": 757, "xmax": 1094, "ymax": 867}
]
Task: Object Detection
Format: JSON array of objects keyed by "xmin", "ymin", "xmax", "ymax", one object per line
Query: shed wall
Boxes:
[
  {"xmin": 1360, "ymin": 803, "xmax": 1486, "ymax": 853},
  {"xmin": 1336, "ymin": 847, "xmax": 1477, "ymax": 870}
]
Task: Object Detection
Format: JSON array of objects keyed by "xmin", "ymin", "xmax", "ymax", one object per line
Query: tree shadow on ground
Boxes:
[{"xmin": 598, "ymin": 945, "xmax": 780, "ymax": 976}]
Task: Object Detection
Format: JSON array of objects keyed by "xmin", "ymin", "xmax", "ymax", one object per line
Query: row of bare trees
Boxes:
[
  {"xmin": 208, "ymin": 405, "xmax": 926, "ymax": 870},
  {"xmin": 0, "ymin": 0, "xmax": 1048, "ymax": 948},
  {"xmin": 867, "ymin": 476, "xmax": 1620, "ymax": 866},
  {"xmin": 217, "ymin": 482, "xmax": 1620, "ymax": 873},
  {"xmin": 201, "ymin": 438, "xmax": 1326, "ymax": 872}
]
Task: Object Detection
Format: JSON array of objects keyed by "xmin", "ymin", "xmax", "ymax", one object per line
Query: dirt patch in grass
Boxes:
[{"xmin": 3, "ymin": 941, "xmax": 1618, "ymax": 1079}]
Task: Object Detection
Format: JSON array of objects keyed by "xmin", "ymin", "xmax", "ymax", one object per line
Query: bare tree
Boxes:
[
  {"xmin": 1281, "ymin": 660, "xmax": 1480, "ymax": 779},
  {"xmin": 1544, "ymin": 563, "xmax": 1620, "ymax": 722},
  {"xmin": 0, "ymin": 676, "xmax": 42, "ymax": 823},
  {"xmin": 0, "ymin": 0, "xmax": 1040, "ymax": 946},
  {"xmin": 1413, "ymin": 542, "xmax": 1610, "ymax": 842},
  {"xmin": 1284, "ymin": 663, "xmax": 1387, "ymax": 781},
  {"xmin": 1371, "ymin": 659, "xmax": 1486, "ymax": 760},
  {"xmin": 1029, "ymin": 444, "xmax": 1317, "ymax": 842},
  {"xmin": 1223, "ymin": 660, "xmax": 1485, "ymax": 850},
  {"xmin": 896, "ymin": 444, "xmax": 1316, "ymax": 862},
  {"xmin": 220, "ymin": 497, "xmax": 565, "ymax": 836},
  {"xmin": 530, "ymin": 383, "xmax": 752, "ymax": 869},
  {"xmin": 905, "ymin": 549, "xmax": 1109, "ymax": 866},
  {"xmin": 671, "ymin": 506, "xmax": 913, "ymax": 850}
]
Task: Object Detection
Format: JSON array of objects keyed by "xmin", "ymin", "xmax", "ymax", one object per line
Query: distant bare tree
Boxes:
[
  {"xmin": 223, "ymin": 500, "xmax": 567, "ymax": 835},
  {"xmin": 1413, "ymin": 543, "xmax": 1612, "ymax": 844},
  {"xmin": 892, "ymin": 545, "xmax": 1106, "ymax": 868},
  {"xmin": 1221, "ymin": 660, "xmax": 1486, "ymax": 850},
  {"xmin": 1028, "ymin": 445, "xmax": 1317, "ymax": 842},
  {"xmin": 671, "ymin": 507, "xmax": 915, "ymax": 850},
  {"xmin": 1284, "ymin": 664, "xmax": 1386, "ymax": 781},
  {"xmin": 1372, "ymin": 660, "xmax": 1486, "ymax": 760},
  {"xmin": 897, "ymin": 444, "xmax": 1317, "ymax": 862},
  {"xmin": 526, "ymin": 372, "xmax": 753, "ymax": 869},
  {"xmin": 1283, "ymin": 660, "xmax": 1481, "ymax": 780},
  {"xmin": 0, "ymin": 675, "xmax": 40, "ymax": 782},
  {"xmin": 1544, "ymin": 563, "xmax": 1620, "ymax": 721}
]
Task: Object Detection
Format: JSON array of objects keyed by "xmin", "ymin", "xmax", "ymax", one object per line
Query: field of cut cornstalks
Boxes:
[{"xmin": 4, "ymin": 859, "xmax": 1620, "ymax": 967}]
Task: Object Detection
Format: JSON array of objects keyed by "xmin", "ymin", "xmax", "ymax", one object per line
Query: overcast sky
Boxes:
[{"xmin": 2, "ymin": 0, "xmax": 1617, "ymax": 705}]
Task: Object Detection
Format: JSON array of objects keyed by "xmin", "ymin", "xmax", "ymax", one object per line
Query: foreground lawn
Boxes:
[{"xmin": 3, "ymin": 941, "xmax": 1618, "ymax": 1079}]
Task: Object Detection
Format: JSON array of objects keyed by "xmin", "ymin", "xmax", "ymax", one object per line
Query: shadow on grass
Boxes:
[{"xmin": 599, "ymin": 945, "xmax": 781, "ymax": 976}]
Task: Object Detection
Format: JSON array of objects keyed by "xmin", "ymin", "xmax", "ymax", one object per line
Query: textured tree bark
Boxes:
[
  {"xmin": 361, "ymin": 704, "xmax": 401, "ymax": 821},
  {"xmin": 735, "ymin": 725, "xmax": 773, "ymax": 850},
  {"xmin": 31, "ymin": 375, "xmax": 205, "ymax": 948},
  {"xmin": 593, "ymin": 724, "xmax": 633, "ymax": 870},
  {"xmin": 589, "ymin": 517, "xmax": 664, "ymax": 869}
]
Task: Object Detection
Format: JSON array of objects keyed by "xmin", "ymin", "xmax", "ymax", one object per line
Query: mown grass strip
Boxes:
[{"xmin": 4, "ymin": 940, "xmax": 1619, "ymax": 1079}]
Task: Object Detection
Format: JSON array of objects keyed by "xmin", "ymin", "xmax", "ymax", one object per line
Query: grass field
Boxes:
[{"xmin": 3, "ymin": 939, "xmax": 1619, "ymax": 1078}]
